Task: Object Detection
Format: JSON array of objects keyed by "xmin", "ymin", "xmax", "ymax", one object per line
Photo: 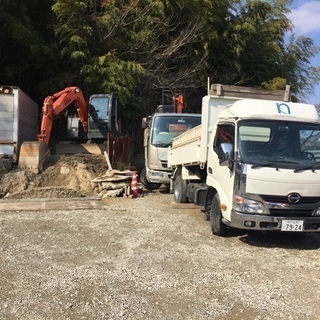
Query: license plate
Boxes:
[{"xmin": 281, "ymin": 220, "xmax": 303, "ymax": 232}]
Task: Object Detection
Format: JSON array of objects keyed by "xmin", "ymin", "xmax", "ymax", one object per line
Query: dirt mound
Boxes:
[{"xmin": 0, "ymin": 154, "xmax": 110, "ymax": 199}]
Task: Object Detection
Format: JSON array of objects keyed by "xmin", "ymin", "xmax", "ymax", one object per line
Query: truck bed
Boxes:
[{"xmin": 168, "ymin": 125, "xmax": 202, "ymax": 167}]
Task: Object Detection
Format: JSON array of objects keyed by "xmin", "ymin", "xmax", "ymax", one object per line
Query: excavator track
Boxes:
[{"xmin": 18, "ymin": 141, "xmax": 50, "ymax": 173}]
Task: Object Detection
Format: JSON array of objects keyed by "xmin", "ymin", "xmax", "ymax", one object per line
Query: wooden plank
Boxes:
[{"xmin": 0, "ymin": 198, "xmax": 106, "ymax": 211}]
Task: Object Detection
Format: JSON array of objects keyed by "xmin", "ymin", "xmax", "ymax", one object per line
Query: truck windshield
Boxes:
[
  {"xmin": 238, "ymin": 120, "xmax": 320, "ymax": 170},
  {"xmin": 151, "ymin": 115, "xmax": 201, "ymax": 146}
]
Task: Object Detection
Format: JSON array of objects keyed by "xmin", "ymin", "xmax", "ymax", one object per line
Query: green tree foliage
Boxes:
[
  {"xmin": 280, "ymin": 35, "xmax": 320, "ymax": 102},
  {"xmin": 206, "ymin": 0, "xmax": 292, "ymax": 85},
  {"xmin": 51, "ymin": 0, "xmax": 216, "ymax": 115},
  {"xmin": 0, "ymin": 0, "xmax": 58, "ymax": 99},
  {"xmin": 0, "ymin": 0, "xmax": 319, "ymax": 113}
]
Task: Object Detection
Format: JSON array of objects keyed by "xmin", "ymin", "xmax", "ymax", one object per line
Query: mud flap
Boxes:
[{"xmin": 18, "ymin": 141, "xmax": 50, "ymax": 173}]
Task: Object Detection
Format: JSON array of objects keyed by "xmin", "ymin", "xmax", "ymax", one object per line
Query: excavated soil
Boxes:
[{"xmin": 0, "ymin": 154, "xmax": 113, "ymax": 199}]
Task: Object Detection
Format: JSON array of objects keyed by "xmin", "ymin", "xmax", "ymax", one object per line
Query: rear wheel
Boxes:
[
  {"xmin": 173, "ymin": 174, "xmax": 188, "ymax": 203},
  {"xmin": 140, "ymin": 167, "xmax": 161, "ymax": 191},
  {"xmin": 210, "ymin": 194, "xmax": 227, "ymax": 236}
]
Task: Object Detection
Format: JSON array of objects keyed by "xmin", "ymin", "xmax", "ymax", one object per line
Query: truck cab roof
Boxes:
[
  {"xmin": 219, "ymin": 99, "xmax": 319, "ymax": 123},
  {"xmin": 153, "ymin": 113, "xmax": 201, "ymax": 117}
]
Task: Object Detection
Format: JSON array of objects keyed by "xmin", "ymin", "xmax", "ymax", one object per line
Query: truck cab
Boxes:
[
  {"xmin": 141, "ymin": 109, "xmax": 201, "ymax": 190},
  {"xmin": 210, "ymin": 99, "xmax": 320, "ymax": 234}
]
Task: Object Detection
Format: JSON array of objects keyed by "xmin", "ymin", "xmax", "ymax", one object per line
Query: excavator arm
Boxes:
[
  {"xmin": 38, "ymin": 86, "xmax": 88, "ymax": 145},
  {"xmin": 19, "ymin": 86, "xmax": 89, "ymax": 172}
]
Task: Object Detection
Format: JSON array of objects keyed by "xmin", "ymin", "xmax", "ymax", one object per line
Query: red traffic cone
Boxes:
[{"xmin": 130, "ymin": 171, "xmax": 139, "ymax": 196}]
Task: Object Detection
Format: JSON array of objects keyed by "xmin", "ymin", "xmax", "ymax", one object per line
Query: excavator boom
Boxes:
[
  {"xmin": 38, "ymin": 86, "xmax": 88, "ymax": 144},
  {"xmin": 19, "ymin": 87, "xmax": 89, "ymax": 172}
]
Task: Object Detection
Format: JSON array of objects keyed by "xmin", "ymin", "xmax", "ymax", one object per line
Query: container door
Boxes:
[{"xmin": 0, "ymin": 93, "xmax": 15, "ymax": 156}]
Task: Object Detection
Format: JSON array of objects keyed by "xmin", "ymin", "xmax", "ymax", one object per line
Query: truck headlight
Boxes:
[
  {"xmin": 234, "ymin": 196, "xmax": 267, "ymax": 214},
  {"xmin": 314, "ymin": 207, "xmax": 320, "ymax": 216}
]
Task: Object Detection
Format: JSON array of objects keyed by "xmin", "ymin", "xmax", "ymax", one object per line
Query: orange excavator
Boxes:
[
  {"xmin": 38, "ymin": 86, "xmax": 89, "ymax": 145},
  {"xmin": 18, "ymin": 86, "xmax": 121, "ymax": 172}
]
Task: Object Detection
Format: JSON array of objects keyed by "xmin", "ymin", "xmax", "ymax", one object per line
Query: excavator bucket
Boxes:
[{"xmin": 18, "ymin": 141, "xmax": 50, "ymax": 173}]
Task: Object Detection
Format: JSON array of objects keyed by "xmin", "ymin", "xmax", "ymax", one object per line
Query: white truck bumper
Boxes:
[
  {"xmin": 147, "ymin": 169, "xmax": 171, "ymax": 184},
  {"xmin": 227, "ymin": 210, "xmax": 320, "ymax": 232}
]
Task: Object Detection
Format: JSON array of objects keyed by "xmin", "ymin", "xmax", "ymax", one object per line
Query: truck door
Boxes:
[{"xmin": 207, "ymin": 124, "xmax": 235, "ymax": 213}]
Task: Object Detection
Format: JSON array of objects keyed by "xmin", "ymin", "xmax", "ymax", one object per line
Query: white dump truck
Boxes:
[{"xmin": 168, "ymin": 82, "xmax": 320, "ymax": 236}]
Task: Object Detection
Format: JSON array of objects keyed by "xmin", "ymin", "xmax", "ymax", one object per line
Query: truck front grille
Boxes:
[
  {"xmin": 268, "ymin": 208, "xmax": 315, "ymax": 217},
  {"xmin": 260, "ymin": 195, "xmax": 320, "ymax": 204},
  {"xmin": 260, "ymin": 194, "xmax": 319, "ymax": 217}
]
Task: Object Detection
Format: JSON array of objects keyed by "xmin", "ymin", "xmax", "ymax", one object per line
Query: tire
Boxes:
[
  {"xmin": 210, "ymin": 194, "xmax": 227, "ymax": 236},
  {"xmin": 173, "ymin": 174, "xmax": 188, "ymax": 203},
  {"xmin": 140, "ymin": 167, "xmax": 161, "ymax": 191},
  {"xmin": 203, "ymin": 208, "xmax": 210, "ymax": 221},
  {"xmin": 204, "ymin": 189, "xmax": 214, "ymax": 221}
]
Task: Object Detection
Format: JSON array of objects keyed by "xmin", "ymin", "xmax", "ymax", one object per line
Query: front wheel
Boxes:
[
  {"xmin": 173, "ymin": 174, "xmax": 188, "ymax": 203},
  {"xmin": 210, "ymin": 194, "xmax": 227, "ymax": 236},
  {"xmin": 140, "ymin": 167, "xmax": 161, "ymax": 191}
]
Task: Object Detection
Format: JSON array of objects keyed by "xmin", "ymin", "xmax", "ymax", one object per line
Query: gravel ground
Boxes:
[{"xmin": 1, "ymin": 191, "xmax": 320, "ymax": 320}]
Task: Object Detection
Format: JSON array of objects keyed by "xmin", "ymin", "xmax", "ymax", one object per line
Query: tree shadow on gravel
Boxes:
[{"xmin": 238, "ymin": 231, "xmax": 320, "ymax": 250}]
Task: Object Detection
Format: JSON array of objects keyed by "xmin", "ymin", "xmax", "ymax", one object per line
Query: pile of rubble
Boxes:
[
  {"xmin": 91, "ymin": 151, "xmax": 142, "ymax": 198},
  {"xmin": 0, "ymin": 152, "xmax": 144, "ymax": 200},
  {"xmin": 92, "ymin": 169, "xmax": 141, "ymax": 198}
]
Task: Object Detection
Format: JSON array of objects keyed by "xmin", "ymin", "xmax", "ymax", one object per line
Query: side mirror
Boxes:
[
  {"xmin": 141, "ymin": 117, "xmax": 147, "ymax": 129},
  {"xmin": 218, "ymin": 142, "xmax": 233, "ymax": 168},
  {"xmin": 141, "ymin": 116, "xmax": 151, "ymax": 129}
]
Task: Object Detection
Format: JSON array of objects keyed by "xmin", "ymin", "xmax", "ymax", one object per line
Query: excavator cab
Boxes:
[{"xmin": 88, "ymin": 94, "xmax": 120, "ymax": 140}]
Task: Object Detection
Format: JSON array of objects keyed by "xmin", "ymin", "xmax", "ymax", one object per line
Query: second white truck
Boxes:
[
  {"xmin": 168, "ymin": 82, "xmax": 320, "ymax": 236},
  {"xmin": 141, "ymin": 97, "xmax": 201, "ymax": 190}
]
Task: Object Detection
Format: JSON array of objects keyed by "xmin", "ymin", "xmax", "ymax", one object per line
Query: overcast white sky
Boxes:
[{"xmin": 288, "ymin": 0, "xmax": 320, "ymax": 104}]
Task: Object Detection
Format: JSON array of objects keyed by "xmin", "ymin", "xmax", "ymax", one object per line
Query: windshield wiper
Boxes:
[
  {"xmin": 251, "ymin": 160, "xmax": 300, "ymax": 169},
  {"xmin": 294, "ymin": 162, "xmax": 320, "ymax": 173}
]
